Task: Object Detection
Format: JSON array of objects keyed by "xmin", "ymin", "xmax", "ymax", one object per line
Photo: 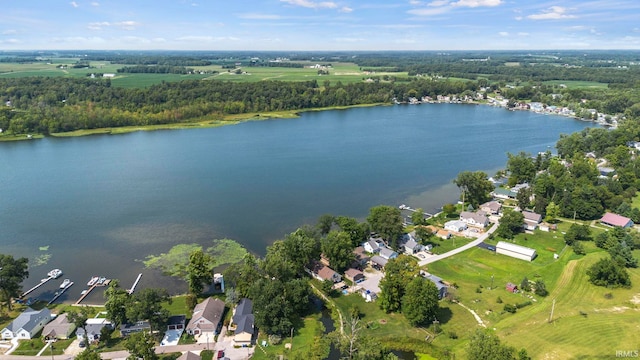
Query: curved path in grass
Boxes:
[{"xmin": 418, "ymin": 223, "xmax": 499, "ymax": 267}]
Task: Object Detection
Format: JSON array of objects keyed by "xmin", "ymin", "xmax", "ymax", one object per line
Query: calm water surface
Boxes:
[{"xmin": 0, "ymin": 104, "xmax": 592, "ymax": 302}]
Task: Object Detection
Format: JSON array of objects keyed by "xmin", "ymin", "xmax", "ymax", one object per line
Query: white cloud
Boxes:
[
  {"xmin": 498, "ymin": 31, "xmax": 508, "ymax": 36},
  {"xmin": 91, "ymin": 2, "xmax": 100, "ymax": 6},
  {"xmin": 451, "ymin": 0, "xmax": 501, "ymax": 8},
  {"xmin": 514, "ymin": 16, "xmax": 522, "ymax": 20},
  {"xmin": 517, "ymin": 32, "xmax": 529, "ymax": 36},
  {"xmin": 527, "ymin": 6, "xmax": 576, "ymax": 20},
  {"xmin": 238, "ymin": 13, "xmax": 283, "ymax": 20},
  {"xmin": 0, "ymin": 38, "xmax": 20, "ymax": 44},
  {"xmin": 70, "ymin": 1, "xmax": 79, "ymax": 8},
  {"xmin": 409, "ymin": 0, "xmax": 423, "ymax": 5},
  {"xmin": 87, "ymin": 21, "xmax": 140, "ymax": 31},
  {"xmin": 280, "ymin": 0, "xmax": 338, "ymax": 9},
  {"xmin": 428, "ymin": 0, "xmax": 449, "ymax": 6},
  {"xmin": 2, "ymin": 29, "xmax": 17, "ymax": 35},
  {"xmin": 340, "ymin": 6, "xmax": 353, "ymax": 13},
  {"xmin": 408, "ymin": 6, "xmax": 450, "ymax": 16}
]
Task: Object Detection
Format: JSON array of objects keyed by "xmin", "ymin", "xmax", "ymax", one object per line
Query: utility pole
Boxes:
[
  {"xmin": 548, "ymin": 298, "xmax": 556, "ymax": 323},
  {"xmin": 49, "ymin": 340, "xmax": 54, "ymax": 360},
  {"xmin": 490, "ymin": 275, "xmax": 494, "ymax": 290}
]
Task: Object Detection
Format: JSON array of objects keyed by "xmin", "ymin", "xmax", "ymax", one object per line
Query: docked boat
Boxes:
[
  {"xmin": 87, "ymin": 276, "xmax": 99, "ymax": 286},
  {"xmin": 60, "ymin": 279, "xmax": 71, "ymax": 289},
  {"xmin": 48, "ymin": 269, "xmax": 62, "ymax": 279},
  {"xmin": 98, "ymin": 277, "xmax": 106, "ymax": 285}
]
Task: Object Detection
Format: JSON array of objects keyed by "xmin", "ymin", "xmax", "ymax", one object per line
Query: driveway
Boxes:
[
  {"xmin": 418, "ymin": 223, "xmax": 498, "ymax": 267},
  {"xmin": 359, "ymin": 267, "xmax": 384, "ymax": 294}
]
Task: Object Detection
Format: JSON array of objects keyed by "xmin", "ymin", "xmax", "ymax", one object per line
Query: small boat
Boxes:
[
  {"xmin": 48, "ymin": 269, "xmax": 63, "ymax": 279},
  {"xmin": 87, "ymin": 276, "xmax": 99, "ymax": 286},
  {"xmin": 80, "ymin": 290, "xmax": 88, "ymax": 295},
  {"xmin": 97, "ymin": 277, "xmax": 106, "ymax": 285},
  {"xmin": 60, "ymin": 279, "xmax": 71, "ymax": 289}
]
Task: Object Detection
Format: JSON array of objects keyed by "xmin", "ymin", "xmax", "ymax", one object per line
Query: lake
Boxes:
[{"xmin": 0, "ymin": 103, "xmax": 593, "ymax": 303}]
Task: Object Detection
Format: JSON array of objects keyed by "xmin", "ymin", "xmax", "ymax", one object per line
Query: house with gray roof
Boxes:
[
  {"xmin": 364, "ymin": 239, "xmax": 382, "ymax": 253},
  {"xmin": 231, "ymin": 298, "xmax": 254, "ymax": 346},
  {"xmin": 42, "ymin": 313, "xmax": 75, "ymax": 340},
  {"xmin": 1, "ymin": 307, "xmax": 51, "ymax": 340},
  {"xmin": 186, "ymin": 297, "xmax": 225, "ymax": 337},
  {"xmin": 424, "ymin": 273, "xmax": 448, "ymax": 300},
  {"xmin": 177, "ymin": 351, "xmax": 201, "ymax": 360},
  {"xmin": 460, "ymin": 211, "xmax": 489, "ymax": 228},
  {"xmin": 120, "ymin": 321, "xmax": 151, "ymax": 337},
  {"xmin": 480, "ymin": 201, "xmax": 502, "ymax": 215},
  {"xmin": 379, "ymin": 247, "xmax": 398, "ymax": 260},
  {"xmin": 76, "ymin": 318, "xmax": 113, "ymax": 343},
  {"xmin": 522, "ymin": 211, "xmax": 543, "ymax": 230},
  {"xmin": 404, "ymin": 238, "xmax": 421, "ymax": 254}
]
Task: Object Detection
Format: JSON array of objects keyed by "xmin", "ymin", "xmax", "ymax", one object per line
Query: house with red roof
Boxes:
[{"xmin": 600, "ymin": 212, "xmax": 633, "ymax": 228}]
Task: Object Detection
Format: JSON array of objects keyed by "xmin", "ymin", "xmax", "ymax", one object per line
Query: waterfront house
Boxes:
[
  {"xmin": 370, "ymin": 255, "xmax": 388, "ymax": 270},
  {"xmin": 364, "ymin": 238, "xmax": 383, "ymax": 253},
  {"xmin": 231, "ymin": 298, "xmax": 255, "ymax": 346},
  {"xmin": 167, "ymin": 315, "xmax": 186, "ymax": 331},
  {"xmin": 600, "ymin": 212, "xmax": 634, "ymax": 228},
  {"xmin": 1, "ymin": 307, "xmax": 51, "ymax": 340},
  {"xmin": 120, "ymin": 321, "xmax": 151, "ymax": 337},
  {"xmin": 444, "ymin": 220, "xmax": 467, "ymax": 232},
  {"xmin": 42, "ymin": 313, "xmax": 75, "ymax": 340},
  {"xmin": 480, "ymin": 201, "xmax": 502, "ymax": 215},
  {"xmin": 76, "ymin": 318, "xmax": 113, "ymax": 343},
  {"xmin": 186, "ymin": 297, "xmax": 225, "ymax": 337},
  {"xmin": 344, "ymin": 268, "xmax": 365, "ymax": 283},
  {"xmin": 492, "ymin": 187, "xmax": 517, "ymax": 200},
  {"xmin": 460, "ymin": 211, "xmax": 489, "ymax": 228},
  {"xmin": 310, "ymin": 262, "xmax": 342, "ymax": 283}
]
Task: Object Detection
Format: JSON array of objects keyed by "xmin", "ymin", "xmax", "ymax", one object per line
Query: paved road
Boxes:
[{"xmin": 418, "ymin": 223, "xmax": 498, "ymax": 267}]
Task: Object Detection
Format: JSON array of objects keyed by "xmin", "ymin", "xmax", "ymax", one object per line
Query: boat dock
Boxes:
[
  {"xmin": 75, "ymin": 278, "xmax": 111, "ymax": 305},
  {"xmin": 21, "ymin": 277, "xmax": 53, "ymax": 298},
  {"xmin": 127, "ymin": 273, "xmax": 143, "ymax": 295},
  {"xmin": 48, "ymin": 282, "xmax": 74, "ymax": 305},
  {"xmin": 399, "ymin": 204, "xmax": 434, "ymax": 218}
]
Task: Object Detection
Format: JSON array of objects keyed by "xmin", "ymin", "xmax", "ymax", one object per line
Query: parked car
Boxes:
[{"xmin": 217, "ymin": 350, "xmax": 225, "ymax": 359}]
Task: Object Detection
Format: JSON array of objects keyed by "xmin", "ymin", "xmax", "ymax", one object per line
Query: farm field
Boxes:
[
  {"xmin": 543, "ymin": 80, "xmax": 609, "ymax": 89},
  {"xmin": 426, "ymin": 224, "xmax": 640, "ymax": 359},
  {"xmin": 0, "ymin": 59, "xmax": 407, "ymax": 87}
]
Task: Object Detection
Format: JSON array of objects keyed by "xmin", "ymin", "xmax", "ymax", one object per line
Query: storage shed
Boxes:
[{"xmin": 496, "ymin": 241, "xmax": 537, "ymax": 261}]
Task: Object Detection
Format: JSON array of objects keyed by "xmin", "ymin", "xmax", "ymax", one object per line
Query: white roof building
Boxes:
[{"xmin": 496, "ymin": 241, "xmax": 537, "ymax": 262}]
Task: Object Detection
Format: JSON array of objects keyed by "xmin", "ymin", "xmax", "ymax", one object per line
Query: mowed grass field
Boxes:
[
  {"xmin": 426, "ymin": 223, "xmax": 640, "ymax": 359},
  {"xmin": 0, "ymin": 59, "xmax": 407, "ymax": 87},
  {"xmin": 543, "ymin": 80, "xmax": 609, "ymax": 89}
]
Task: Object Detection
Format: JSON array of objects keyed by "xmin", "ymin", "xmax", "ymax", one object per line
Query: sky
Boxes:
[{"xmin": 1, "ymin": 0, "xmax": 640, "ymax": 51}]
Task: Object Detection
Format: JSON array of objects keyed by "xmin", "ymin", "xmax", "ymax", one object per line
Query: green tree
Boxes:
[
  {"xmin": 75, "ymin": 349, "xmax": 101, "ymax": 360},
  {"xmin": 507, "ymin": 152, "xmax": 537, "ymax": 186},
  {"xmin": 0, "ymin": 254, "xmax": 29, "ymax": 311},
  {"xmin": 411, "ymin": 208, "xmax": 426, "ymax": 225},
  {"xmin": 187, "ymin": 248, "xmax": 214, "ymax": 295},
  {"xmin": 442, "ymin": 203, "xmax": 456, "ymax": 217},
  {"xmin": 587, "ymin": 257, "xmax": 631, "ymax": 288},
  {"xmin": 335, "ymin": 216, "xmax": 369, "ymax": 247},
  {"xmin": 454, "ymin": 171, "xmax": 494, "ymax": 208},
  {"xmin": 414, "ymin": 226, "xmax": 433, "ymax": 245},
  {"xmin": 520, "ymin": 277, "xmax": 531, "ymax": 292},
  {"xmin": 516, "ymin": 187, "xmax": 533, "ymax": 210},
  {"xmin": 496, "ymin": 211, "xmax": 524, "ymax": 239},
  {"xmin": 317, "ymin": 214, "xmax": 335, "ymax": 235},
  {"xmin": 250, "ymin": 278, "xmax": 310, "ymax": 335},
  {"xmin": 104, "ymin": 280, "xmax": 131, "ymax": 326},
  {"xmin": 100, "ymin": 325, "xmax": 113, "ymax": 346},
  {"xmin": 126, "ymin": 288, "xmax": 171, "ymax": 334},
  {"xmin": 467, "ymin": 329, "xmax": 518, "ymax": 360},
  {"xmin": 545, "ymin": 201, "xmax": 560, "ymax": 223},
  {"xmin": 222, "ymin": 254, "xmax": 261, "ymax": 298},
  {"xmin": 534, "ymin": 280, "xmax": 548, "ymax": 297},
  {"xmin": 378, "ymin": 256, "xmax": 419, "ymax": 313},
  {"xmin": 124, "ymin": 331, "xmax": 158, "ymax": 360},
  {"xmin": 321, "ymin": 230, "xmax": 355, "ymax": 272},
  {"xmin": 401, "ymin": 277, "xmax": 439, "ymax": 326},
  {"xmin": 68, "ymin": 307, "xmax": 91, "ymax": 350},
  {"xmin": 367, "ymin": 205, "xmax": 404, "ymax": 249}
]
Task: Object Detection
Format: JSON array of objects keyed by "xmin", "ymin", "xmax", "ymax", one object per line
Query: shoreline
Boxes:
[
  {"xmin": 0, "ymin": 103, "xmax": 388, "ymax": 142},
  {"xmin": 0, "ymin": 99, "xmax": 600, "ymax": 142}
]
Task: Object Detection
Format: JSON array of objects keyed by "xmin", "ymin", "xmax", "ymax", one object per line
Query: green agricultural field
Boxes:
[
  {"xmin": 544, "ymin": 80, "xmax": 609, "ymax": 89},
  {"xmin": 427, "ymin": 227, "xmax": 640, "ymax": 359}
]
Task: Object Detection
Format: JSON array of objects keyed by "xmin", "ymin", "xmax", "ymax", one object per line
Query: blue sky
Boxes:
[{"xmin": 1, "ymin": 0, "xmax": 639, "ymax": 51}]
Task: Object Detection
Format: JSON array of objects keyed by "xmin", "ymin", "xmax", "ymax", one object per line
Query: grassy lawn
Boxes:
[
  {"xmin": 12, "ymin": 338, "xmax": 46, "ymax": 356},
  {"xmin": 250, "ymin": 316, "xmax": 324, "ymax": 360},
  {"xmin": 427, "ymin": 236, "xmax": 473, "ymax": 254},
  {"xmin": 543, "ymin": 80, "xmax": 609, "ymax": 89}
]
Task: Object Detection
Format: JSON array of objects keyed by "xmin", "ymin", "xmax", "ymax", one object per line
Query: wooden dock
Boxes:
[
  {"xmin": 48, "ymin": 282, "xmax": 74, "ymax": 305},
  {"xmin": 75, "ymin": 278, "xmax": 111, "ymax": 305},
  {"xmin": 399, "ymin": 204, "xmax": 434, "ymax": 218},
  {"xmin": 21, "ymin": 277, "xmax": 53, "ymax": 298},
  {"xmin": 127, "ymin": 273, "xmax": 142, "ymax": 294}
]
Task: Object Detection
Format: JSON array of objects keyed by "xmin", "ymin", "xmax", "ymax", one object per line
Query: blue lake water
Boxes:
[{"xmin": 0, "ymin": 104, "xmax": 593, "ymax": 302}]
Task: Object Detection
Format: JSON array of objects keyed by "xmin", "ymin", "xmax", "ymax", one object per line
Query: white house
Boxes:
[
  {"xmin": 404, "ymin": 238, "xmax": 421, "ymax": 254},
  {"xmin": 444, "ymin": 220, "xmax": 467, "ymax": 232},
  {"xmin": 379, "ymin": 247, "xmax": 398, "ymax": 260},
  {"xmin": 496, "ymin": 241, "xmax": 537, "ymax": 261},
  {"xmin": 522, "ymin": 211, "xmax": 542, "ymax": 230},
  {"xmin": 460, "ymin": 211, "xmax": 489, "ymax": 228},
  {"xmin": 363, "ymin": 239, "xmax": 382, "ymax": 253},
  {"xmin": 1, "ymin": 307, "xmax": 51, "ymax": 340}
]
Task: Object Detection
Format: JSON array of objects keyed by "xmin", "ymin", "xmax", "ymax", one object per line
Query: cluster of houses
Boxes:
[{"xmin": 1, "ymin": 296, "xmax": 255, "ymax": 349}]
